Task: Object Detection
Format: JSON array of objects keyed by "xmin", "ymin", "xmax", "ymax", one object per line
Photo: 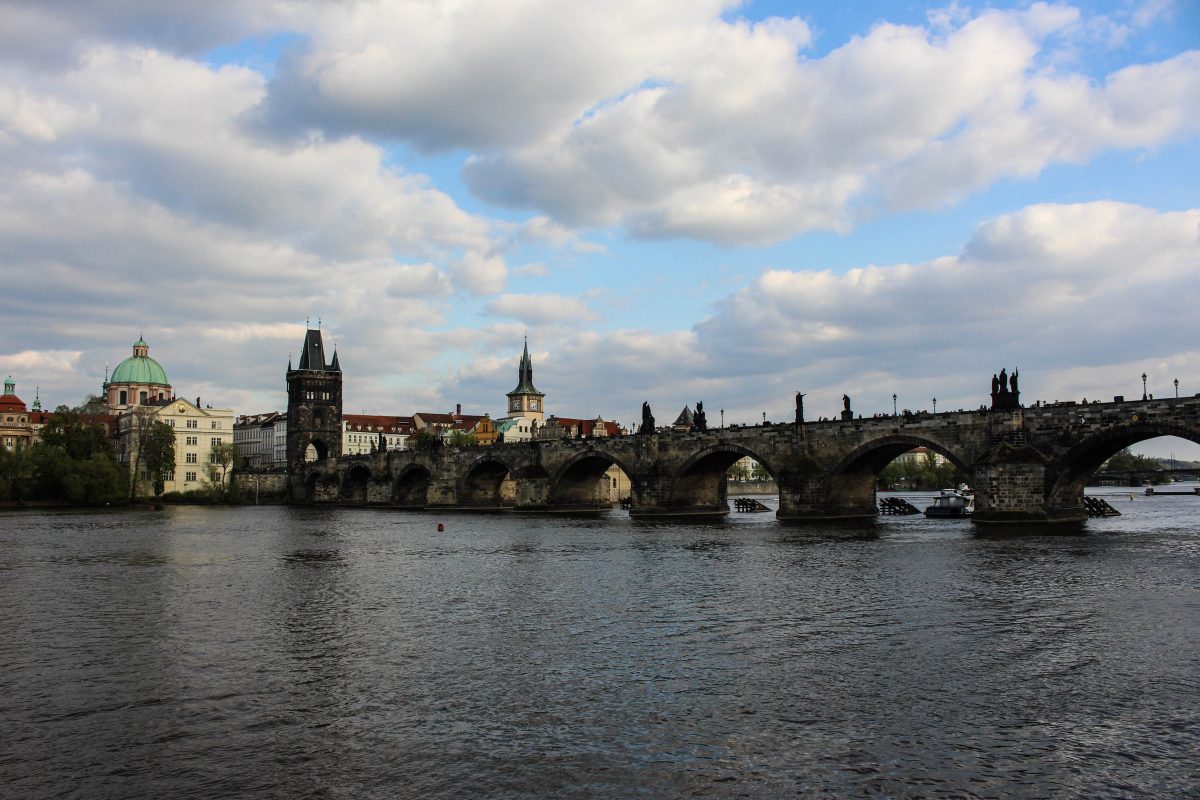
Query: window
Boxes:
[
  {"xmin": 186, "ymin": 453, "xmax": 197, "ymax": 463},
  {"xmin": 165, "ymin": 471, "xmax": 174, "ymax": 481},
  {"xmin": 119, "ymin": 390, "xmax": 127, "ymax": 405},
  {"xmin": 213, "ymin": 437, "xmax": 222, "ymax": 445},
  {"xmin": 140, "ymin": 391, "xmax": 147, "ymax": 404},
  {"xmin": 186, "ymin": 436, "xmax": 197, "ymax": 445},
  {"xmin": 187, "ymin": 419, "xmax": 198, "ymax": 429},
  {"xmin": 167, "ymin": 419, "xmax": 175, "ymax": 427},
  {"xmin": 185, "ymin": 472, "xmax": 197, "ymax": 482},
  {"xmin": 212, "ymin": 421, "xmax": 219, "ymax": 429}
]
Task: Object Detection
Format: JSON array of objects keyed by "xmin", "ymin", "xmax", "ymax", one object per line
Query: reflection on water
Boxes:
[{"xmin": 0, "ymin": 495, "xmax": 1197, "ymax": 799}]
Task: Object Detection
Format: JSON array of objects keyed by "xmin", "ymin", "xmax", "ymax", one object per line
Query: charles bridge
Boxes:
[{"xmin": 292, "ymin": 389, "xmax": 1200, "ymax": 525}]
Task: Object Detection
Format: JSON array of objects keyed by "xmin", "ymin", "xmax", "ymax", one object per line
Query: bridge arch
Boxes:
[
  {"xmin": 1049, "ymin": 421, "xmax": 1200, "ymax": 508},
  {"xmin": 825, "ymin": 434, "xmax": 973, "ymax": 517},
  {"xmin": 549, "ymin": 450, "xmax": 635, "ymax": 509},
  {"xmin": 460, "ymin": 455, "xmax": 519, "ymax": 508},
  {"xmin": 392, "ymin": 464, "xmax": 431, "ymax": 508},
  {"xmin": 669, "ymin": 443, "xmax": 778, "ymax": 512},
  {"xmin": 831, "ymin": 434, "xmax": 973, "ymax": 478},
  {"xmin": 339, "ymin": 463, "xmax": 372, "ymax": 504},
  {"xmin": 304, "ymin": 436, "xmax": 330, "ymax": 463}
]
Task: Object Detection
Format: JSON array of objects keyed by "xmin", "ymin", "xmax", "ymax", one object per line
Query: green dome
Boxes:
[
  {"xmin": 110, "ymin": 338, "xmax": 169, "ymax": 386},
  {"xmin": 110, "ymin": 355, "xmax": 169, "ymax": 385}
]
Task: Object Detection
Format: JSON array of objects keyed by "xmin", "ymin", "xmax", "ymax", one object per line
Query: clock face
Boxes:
[
  {"xmin": 531, "ymin": 400, "xmax": 539, "ymax": 411},
  {"xmin": 511, "ymin": 398, "xmax": 520, "ymax": 411}
]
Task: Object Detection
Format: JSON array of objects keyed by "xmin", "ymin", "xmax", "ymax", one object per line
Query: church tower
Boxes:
[
  {"xmin": 286, "ymin": 327, "xmax": 343, "ymax": 470},
  {"xmin": 505, "ymin": 337, "xmax": 545, "ymax": 424}
]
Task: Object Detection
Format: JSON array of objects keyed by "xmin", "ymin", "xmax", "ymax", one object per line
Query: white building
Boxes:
[
  {"xmin": 117, "ymin": 398, "xmax": 235, "ymax": 494},
  {"xmin": 233, "ymin": 412, "xmax": 282, "ymax": 468},
  {"xmin": 342, "ymin": 414, "xmax": 415, "ymax": 454},
  {"xmin": 273, "ymin": 416, "xmax": 287, "ymax": 467}
]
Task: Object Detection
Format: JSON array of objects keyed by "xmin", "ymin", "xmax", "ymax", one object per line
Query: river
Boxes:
[{"xmin": 1, "ymin": 490, "xmax": 1197, "ymax": 798}]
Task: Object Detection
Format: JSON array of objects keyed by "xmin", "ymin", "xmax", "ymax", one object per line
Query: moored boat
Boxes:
[{"xmin": 924, "ymin": 489, "xmax": 973, "ymax": 518}]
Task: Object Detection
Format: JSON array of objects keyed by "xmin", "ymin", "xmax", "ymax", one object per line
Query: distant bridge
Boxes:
[{"xmin": 294, "ymin": 395, "xmax": 1200, "ymax": 524}]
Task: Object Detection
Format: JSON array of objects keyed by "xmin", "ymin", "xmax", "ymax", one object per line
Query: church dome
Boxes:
[{"xmin": 110, "ymin": 338, "xmax": 170, "ymax": 386}]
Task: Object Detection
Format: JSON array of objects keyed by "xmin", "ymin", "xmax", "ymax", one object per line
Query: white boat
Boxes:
[{"xmin": 924, "ymin": 489, "xmax": 974, "ymax": 518}]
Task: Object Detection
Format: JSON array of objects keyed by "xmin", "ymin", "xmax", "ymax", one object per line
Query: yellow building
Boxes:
[
  {"xmin": 117, "ymin": 397, "xmax": 234, "ymax": 494},
  {"xmin": 0, "ymin": 376, "xmax": 33, "ymax": 451}
]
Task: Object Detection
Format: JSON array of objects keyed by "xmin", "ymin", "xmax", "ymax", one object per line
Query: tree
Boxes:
[
  {"xmin": 443, "ymin": 430, "xmax": 476, "ymax": 447},
  {"xmin": 127, "ymin": 410, "xmax": 175, "ymax": 499},
  {"xmin": 0, "ymin": 445, "xmax": 33, "ymax": 501},
  {"xmin": 207, "ymin": 440, "xmax": 237, "ymax": 496},
  {"xmin": 411, "ymin": 430, "xmax": 442, "ymax": 451},
  {"xmin": 1103, "ymin": 448, "xmax": 1161, "ymax": 473},
  {"xmin": 40, "ymin": 410, "xmax": 114, "ymax": 461}
]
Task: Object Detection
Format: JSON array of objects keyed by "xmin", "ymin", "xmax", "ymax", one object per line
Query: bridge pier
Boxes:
[
  {"xmin": 972, "ymin": 443, "xmax": 1086, "ymax": 524},
  {"xmin": 776, "ymin": 469, "xmax": 877, "ymax": 521},
  {"xmin": 626, "ymin": 471, "xmax": 730, "ymax": 519}
]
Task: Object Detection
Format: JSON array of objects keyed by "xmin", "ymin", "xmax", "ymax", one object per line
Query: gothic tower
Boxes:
[
  {"xmin": 286, "ymin": 327, "xmax": 343, "ymax": 470},
  {"xmin": 505, "ymin": 337, "xmax": 545, "ymax": 424}
]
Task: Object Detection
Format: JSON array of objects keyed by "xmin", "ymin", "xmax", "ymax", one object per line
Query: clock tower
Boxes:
[{"xmin": 505, "ymin": 337, "xmax": 545, "ymax": 424}]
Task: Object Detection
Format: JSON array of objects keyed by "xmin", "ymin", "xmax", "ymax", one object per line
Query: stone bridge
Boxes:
[{"xmin": 293, "ymin": 395, "xmax": 1200, "ymax": 524}]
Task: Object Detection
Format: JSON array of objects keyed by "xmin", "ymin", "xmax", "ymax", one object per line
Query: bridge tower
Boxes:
[
  {"xmin": 505, "ymin": 336, "xmax": 545, "ymax": 424},
  {"xmin": 286, "ymin": 327, "xmax": 343, "ymax": 472}
]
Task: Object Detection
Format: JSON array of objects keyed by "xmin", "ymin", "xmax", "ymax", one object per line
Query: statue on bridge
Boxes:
[
  {"xmin": 638, "ymin": 402, "xmax": 655, "ymax": 435},
  {"xmin": 795, "ymin": 392, "xmax": 805, "ymax": 424},
  {"xmin": 692, "ymin": 401, "xmax": 707, "ymax": 433},
  {"xmin": 991, "ymin": 367, "xmax": 1021, "ymax": 411},
  {"xmin": 840, "ymin": 394, "xmax": 853, "ymax": 421}
]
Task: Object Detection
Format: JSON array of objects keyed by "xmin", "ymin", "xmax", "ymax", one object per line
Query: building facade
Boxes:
[
  {"xmin": 343, "ymin": 414, "xmax": 415, "ymax": 454},
  {"xmin": 0, "ymin": 376, "xmax": 33, "ymax": 451},
  {"xmin": 234, "ymin": 412, "xmax": 282, "ymax": 468},
  {"xmin": 117, "ymin": 397, "xmax": 234, "ymax": 494}
]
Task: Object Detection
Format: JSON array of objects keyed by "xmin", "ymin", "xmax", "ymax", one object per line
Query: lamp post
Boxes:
[
  {"xmin": 932, "ymin": 398, "xmax": 937, "ymax": 414},
  {"xmin": 720, "ymin": 409, "xmax": 724, "ymax": 429},
  {"xmin": 893, "ymin": 393, "xmax": 897, "ymax": 416},
  {"xmin": 1142, "ymin": 372, "xmax": 1148, "ymax": 401},
  {"xmin": 1175, "ymin": 378, "xmax": 1179, "ymax": 398}
]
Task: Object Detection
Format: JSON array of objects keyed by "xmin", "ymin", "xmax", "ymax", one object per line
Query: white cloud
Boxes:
[
  {"xmin": 485, "ymin": 293, "xmax": 597, "ymax": 324},
  {"xmin": 451, "ymin": 252, "xmax": 508, "ymax": 295},
  {"xmin": 462, "ymin": 6, "xmax": 1199, "ymax": 243}
]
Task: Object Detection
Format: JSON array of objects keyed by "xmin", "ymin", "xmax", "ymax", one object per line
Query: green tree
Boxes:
[
  {"xmin": 443, "ymin": 430, "xmax": 476, "ymax": 447},
  {"xmin": 207, "ymin": 440, "xmax": 237, "ymax": 498},
  {"xmin": 129, "ymin": 415, "xmax": 176, "ymax": 499},
  {"xmin": 0, "ymin": 445, "xmax": 34, "ymax": 501},
  {"xmin": 40, "ymin": 410, "xmax": 114, "ymax": 461},
  {"xmin": 411, "ymin": 430, "xmax": 442, "ymax": 451},
  {"xmin": 1103, "ymin": 448, "xmax": 1162, "ymax": 472}
]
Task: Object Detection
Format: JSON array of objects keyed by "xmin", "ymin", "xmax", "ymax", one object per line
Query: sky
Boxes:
[{"xmin": 1, "ymin": 0, "xmax": 1198, "ymax": 459}]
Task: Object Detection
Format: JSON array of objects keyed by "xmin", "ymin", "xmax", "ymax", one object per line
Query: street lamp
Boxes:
[
  {"xmin": 1175, "ymin": 378, "xmax": 1179, "ymax": 398},
  {"xmin": 1142, "ymin": 372, "xmax": 1148, "ymax": 401},
  {"xmin": 720, "ymin": 409, "xmax": 724, "ymax": 429},
  {"xmin": 932, "ymin": 397, "xmax": 937, "ymax": 414},
  {"xmin": 893, "ymin": 393, "xmax": 897, "ymax": 416}
]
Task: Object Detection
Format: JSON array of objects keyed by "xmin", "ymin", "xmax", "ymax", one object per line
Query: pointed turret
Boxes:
[
  {"xmin": 297, "ymin": 328, "xmax": 333, "ymax": 371},
  {"xmin": 505, "ymin": 336, "xmax": 545, "ymax": 422},
  {"xmin": 509, "ymin": 337, "xmax": 540, "ymax": 395},
  {"xmin": 330, "ymin": 348, "xmax": 341, "ymax": 372}
]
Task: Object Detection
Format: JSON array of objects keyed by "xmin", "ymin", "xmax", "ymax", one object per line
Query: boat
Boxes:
[{"xmin": 924, "ymin": 489, "xmax": 974, "ymax": 518}]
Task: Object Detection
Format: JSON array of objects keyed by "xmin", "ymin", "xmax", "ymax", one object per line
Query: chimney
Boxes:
[{"xmin": 456, "ymin": 403, "xmax": 461, "ymax": 417}]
